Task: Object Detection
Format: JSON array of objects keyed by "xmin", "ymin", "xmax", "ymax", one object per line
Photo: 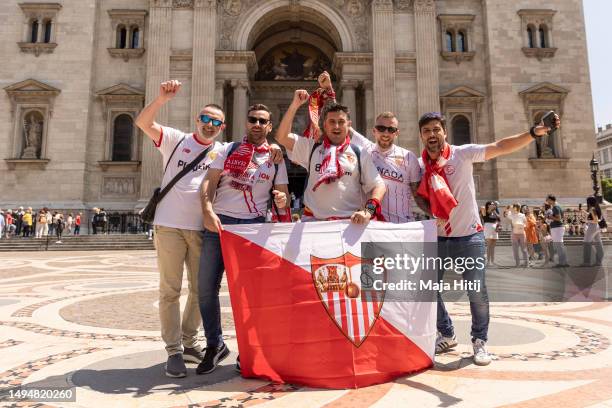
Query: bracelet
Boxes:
[
  {"xmin": 365, "ymin": 198, "xmax": 381, "ymax": 216},
  {"xmin": 529, "ymin": 126, "xmax": 538, "ymax": 139}
]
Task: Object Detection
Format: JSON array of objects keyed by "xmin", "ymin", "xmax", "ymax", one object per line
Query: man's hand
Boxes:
[
  {"xmin": 159, "ymin": 80, "xmax": 182, "ymax": 103},
  {"xmin": 318, "ymin": 71, "xmax": 333, "ymax": 90},
  {"xmin": 533, "ymin": 114, "xmax": 561, "ymax": 137},
  {"xmin": 292, "ymin": 89, "xmax": 309, "ymax": 108},
  {"xmin": 203, "ymin": 210, "xmax": 223, "ymax": 233},
  {"xmin": 272, "ymin": 190, "xmax": 287, "ymax": 209},
  {"xmin": 269, "ymin": 144, "xmax": 284, "ymax": 164},
  {"xmin": 350, "ymin": 210, "xmax": 372, "ymax": 225}
]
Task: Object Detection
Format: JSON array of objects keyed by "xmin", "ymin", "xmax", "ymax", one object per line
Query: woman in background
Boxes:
[{"xmin": 581, "ymin": 196, "xmax": 605, "ymax": 267}]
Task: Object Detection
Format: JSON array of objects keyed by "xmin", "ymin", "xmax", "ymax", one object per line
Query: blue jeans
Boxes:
[
  {"xmin": 198, "ymin": 214, "xmax": 265, "ymax": 348},
  {"xmin": 437, "ymin": 232, "xmax": 490, "ymax": 342}
]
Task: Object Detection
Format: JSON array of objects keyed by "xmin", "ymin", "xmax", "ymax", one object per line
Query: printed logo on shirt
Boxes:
[
  {"xmin": 177, "ymin": 159, "xmax": 211, "ymax": 172},
  {"xmin": 346, "ymin": 154, "xmax": 356, "ymax": 164},
  {"xmin": 445, "ymin": 165, "xmax": 456, "ymax": 175},
  {"xmin": 183, "ymin": 148, "xmax": 191, "ymax": 154},
  {"xmin": 377, "ymin": 167, "xmax": 404, "ymax": 183},
  {"xmin": 314, "ymin": 163, "xmax": 353, "ymax": 176}
]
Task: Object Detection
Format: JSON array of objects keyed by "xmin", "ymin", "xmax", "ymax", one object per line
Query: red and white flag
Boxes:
[{"xmin": 221, "ymin": 220, "xmax": 437, "ymax": 389}]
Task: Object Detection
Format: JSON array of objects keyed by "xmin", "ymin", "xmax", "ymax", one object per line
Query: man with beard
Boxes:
[
  {"xmin": 198, "ymin": 104, "xmax": 290, "ymax": 374},
  {"xmin": 418, "ymin": 112, "xmax": 560, "ymax": 366},
  {"xmin": 275, "ymin": 89, "xmax": 386, "ymax": 223}
]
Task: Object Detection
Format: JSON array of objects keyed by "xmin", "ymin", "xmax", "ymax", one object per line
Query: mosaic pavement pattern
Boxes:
[{"xmin": 0, "ymin": 250, "xmax": 610, "ymax": 408}]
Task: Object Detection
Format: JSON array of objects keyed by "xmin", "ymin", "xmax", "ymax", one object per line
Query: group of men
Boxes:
[{"xmin": 136, "ymin": 72, "xmax": 559, "ymax": 378}]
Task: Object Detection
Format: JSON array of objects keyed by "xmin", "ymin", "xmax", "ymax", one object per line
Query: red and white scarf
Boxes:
[
  {"xmin": 304, "ymin": 88, "xmax": 336, "ymax": 141},
  {"xmin": 417, "ymin": 144, "xmax": 458, "ymax": 235},
  {"xmin": 223, "ymin": 136, "xmax": 270, "ymax": 192},
  {"xmin": 312, "ymin": 135, "xmax": 350, "ymax": 192}
]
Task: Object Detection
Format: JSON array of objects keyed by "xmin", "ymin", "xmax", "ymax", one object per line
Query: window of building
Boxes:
[
  {"xmin": 18, "ymin": 3, "xmax": 61, "ymax": 56},
  {"xmin": 131, "ymin": 27, "xmax": 140, "ymax": 49},
  {"xmin": 518, "ymin": 9, "xmax": 557, "ymax": 59},
  {"xmin": 604, "ymin": 149, "xmax": 611, "ymax": 165},
  {"xmin": 527, "ymin": 26, "xmax": 536, "ymax": 48},
  {"xmin": 452, "ymin": 115, "xmax": 471, "ymax": 146},
  {"xmin": 457, "ymin": 31, "xmax": 467, "ymax": 52},
  {"xmin": 107, "ymin": 10, "xmax": 147, "ymax": 61},
  {"xmin": 438, "ymin": 15, "xmax": 476, "ymax": 63},
  {"xmin": 112, "ymin": 114, "xmax": 133, "ymax": 161},
  {"xmin": 445, "ymin": 31, "xmax": 455, "ymax": 52},
  {"xmin": 43, "ymin": 20, "xmax": 52, "ymax": 43}
]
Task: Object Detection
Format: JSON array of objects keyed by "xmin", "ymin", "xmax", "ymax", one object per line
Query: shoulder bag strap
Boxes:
[{"xmin": 157, "ymin": 143, "xmax": 214, "ymax": 203}]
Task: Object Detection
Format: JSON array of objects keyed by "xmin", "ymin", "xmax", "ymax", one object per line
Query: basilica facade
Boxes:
[{"xmin": 0, "ymin": 0, "xmax": 597, "ymax": 213}]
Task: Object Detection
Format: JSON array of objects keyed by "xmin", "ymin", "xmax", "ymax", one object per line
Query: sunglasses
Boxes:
[
  {"xmin": 247, "ymin": 116, "xmax": 270, "ymax": 125},
  {"xmin": 374, "ymin": 125, "xmax": 398, "ymax": 134},
  {"xmin": 199, "ymin": 114, "xmax": 224, "ymax": 127}
]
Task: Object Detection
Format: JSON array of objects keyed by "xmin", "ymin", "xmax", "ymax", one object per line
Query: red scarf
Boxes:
[
  {"xmin": 304, "ymin": 88, "xmax": 336, "ymax": 141},
  {"xmin": 223, "ymin": 136, "xmax": 269, "ymax": 192},
  {"xmin": 417, "ymin": 144, "xmax": 457, "ymax": 235},
  {"xmin": 312, "ymin": 135, "xmax": 350, "ymax": 192}
]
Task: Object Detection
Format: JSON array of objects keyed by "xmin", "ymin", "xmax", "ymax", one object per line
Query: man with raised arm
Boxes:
[
  {"xmin": 135, "ymin": 80, "xmax": 226, "ymax": 378},
  {"xmin": 275, "ymin": 85, "xmax": 386, "ymax": 224},
  {"xmin": 417, "ymin": 111, "xmax": 560, "ymax": 366}
]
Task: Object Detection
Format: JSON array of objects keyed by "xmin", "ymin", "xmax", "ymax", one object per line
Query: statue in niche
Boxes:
[
  {"xmin": 534, "ymin": 114, "xmax": 556, "ymax": 159},
  {"xmin": 21, "ymin": 113, "xmax": 43, "ymax": 159}
]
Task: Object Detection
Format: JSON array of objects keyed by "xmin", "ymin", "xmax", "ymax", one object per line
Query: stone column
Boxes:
[
  {"xmin": 341, "ymin": 80, "xmax": 358, "ymax": 121},
  {"xmin": 190, "ymin": 0, "xmax": 217, "ymax": 128},
  {"xmin": 371, "ymin": 0, "xmax": 396, "ymax": 114},
  {"xmin": 139, "ymin": 0, "xmax": 172, "ymax": 202},
  {"xmin": 215, "ymin": 79, "xmax": 225, "ymax": 108},
  {"xmin": 414, "ymin": 0, "xmax": 440, "ymax": 114},
  {"xmin": 231, "ymin": 80, "xmax": 249, "ymax": 142},
  {"xmin": 363, "ymin": 79, "xmax": 375, "ymax": 132}
]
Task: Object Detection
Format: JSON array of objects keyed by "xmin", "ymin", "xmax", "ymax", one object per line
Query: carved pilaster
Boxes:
[
  {"xmin": 191, "ymin": 1, "xmax": 217, "ymax": 128},
  {"xmin": 372, "ymin": 0, "xmax": 396, "ymax": 114},
  {"xmin": 231, "ymin": 80, "xmax": 249, "ymax": 141},
  {"xmin": 414, "ymin": 0, "xmax": 440, "ymax": 114},
  {"xmin": 139, "ymin": 4, "xmax": 172, "ymax": 202}
]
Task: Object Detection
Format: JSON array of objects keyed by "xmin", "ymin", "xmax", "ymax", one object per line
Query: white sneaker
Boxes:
[
  {"xmin": 472, "ymin": 339, "xmax": 492, "ymax": 366},
  {"xmin": 435, "ymin": 333, "xmax": 458, "ymax": 354}
]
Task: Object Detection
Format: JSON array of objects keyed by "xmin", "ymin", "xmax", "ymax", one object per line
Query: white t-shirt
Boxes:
[
  {"xmin": 154, "ymin": 126, "xmax": 223, "ymax": 230},
  {"xmin": 419, "ymin": 144, "xmax": 486, "ymax": 237},
  {"xmin": 210, "ymin": 142, "xmax": 289, "ymax": 219},
  {"xmin": 508, "ymin": 212, "xmax": 527, "ymax": 234},
  {"xmin": 350, "ymin": 131, "xmax": 421, "ymax": 223},
  {"xmin": 287, "ymin": 134, "xmax": 385, "ymax": 220}
]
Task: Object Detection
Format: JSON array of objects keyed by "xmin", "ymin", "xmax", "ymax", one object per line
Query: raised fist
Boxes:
[
  {"xmin": 293, "ymin": 89, "xmax": 309, "ymax": 107},
  {"xmin": 318, "ymin": 71, "xmax": 332, "ymax": 90},
  {"xmin": 159, "ymin": 80, "xmax": 181, "ymax": 102}
]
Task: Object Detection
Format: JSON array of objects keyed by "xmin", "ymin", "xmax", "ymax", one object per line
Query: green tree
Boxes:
[{"xmin": 603, "ymin": 178, "xmax": 612, "ymax": 203}]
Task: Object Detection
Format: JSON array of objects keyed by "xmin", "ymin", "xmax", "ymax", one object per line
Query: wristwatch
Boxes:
[{"xmin": 365, "ymin": 201, "xmax": 378, "ymax": 216}]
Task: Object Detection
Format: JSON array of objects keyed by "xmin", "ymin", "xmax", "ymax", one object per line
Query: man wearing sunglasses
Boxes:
[
  {"xmin": 198, "ymin": 104, "xmax": 290, "ymax": 375},
  {"xmin": 348, "ymin": 112, "xmax": 428, "ymax": 223},
  {"xmin": 136, "ymin": 79, "xmax": 229, "ymax": 378}
]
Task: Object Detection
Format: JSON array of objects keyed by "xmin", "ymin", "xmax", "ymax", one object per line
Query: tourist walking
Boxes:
[
  {"xmin": 508, "ymin": 204, "xmax": 529, "ymax": 267},
  {"xmin": 581, "ymin": 196, "xmax": 605, "ymax": 266},
  {"xmin": 482, "ymin": 201, "xmax": 500, "ymax": 266}
]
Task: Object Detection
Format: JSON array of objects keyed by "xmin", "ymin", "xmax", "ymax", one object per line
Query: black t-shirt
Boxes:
[
  {"xmin": 587, "ymin": 207, "xmax": 602, "ymax": 221},
  {"xmin": 482, "ymin": 211, "xmax": 500, "ymax": 223},
  {"xmin": 551, "ymin": 205, "xmax": 563, "ymax": 228}
]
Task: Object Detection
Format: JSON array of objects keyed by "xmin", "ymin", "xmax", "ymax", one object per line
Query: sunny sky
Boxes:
[{"xmin": 584, "ymin": 0, "xmax": 612, "ymax": 128}]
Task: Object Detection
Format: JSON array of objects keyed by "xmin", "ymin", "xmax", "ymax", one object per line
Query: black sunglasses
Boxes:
[
  {"xmin": 374, "ymin": 125, "xmax": 398, "ymax": 134},
  {"xmin": 199, "ymin": 114, "xmax": 224, "ymax": 127},
  {"xmin": 247, "ymin": 116, "xmax": 270, "ymax": 125}
]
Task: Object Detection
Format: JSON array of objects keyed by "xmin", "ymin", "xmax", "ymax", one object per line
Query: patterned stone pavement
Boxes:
[{"xmin": 0, "ymin": 250, "xmax": 610, "ymax": 408}]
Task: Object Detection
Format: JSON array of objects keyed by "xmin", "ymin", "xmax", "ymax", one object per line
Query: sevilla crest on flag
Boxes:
[{"xmin": 311, "ymin": 253, "xmax": 383, "ymax": 347}]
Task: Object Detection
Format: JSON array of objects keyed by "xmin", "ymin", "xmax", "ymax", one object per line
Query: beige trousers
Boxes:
[{"xmin": 154, "ymin": 225, "xmax": 203, "ymax": 356}]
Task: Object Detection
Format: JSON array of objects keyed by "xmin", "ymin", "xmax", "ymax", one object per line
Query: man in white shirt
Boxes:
[
  {"xmin": 135, "ymin": 80, "xmax": 227, "ymax": 378},
  {"xmin": 418, "ymin": 111, "xmax": 560, "ymax": 366},
  {"xmin": 275, "ymin": 90, "xmax": 386, "ymax": 223},
  {"xmin": 349, "ymin": 113, "xmax": 428, "ymax": 223},
  {"xmin": 198, "ymin": 103, "xmax": 290, "ymax": 375}
]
